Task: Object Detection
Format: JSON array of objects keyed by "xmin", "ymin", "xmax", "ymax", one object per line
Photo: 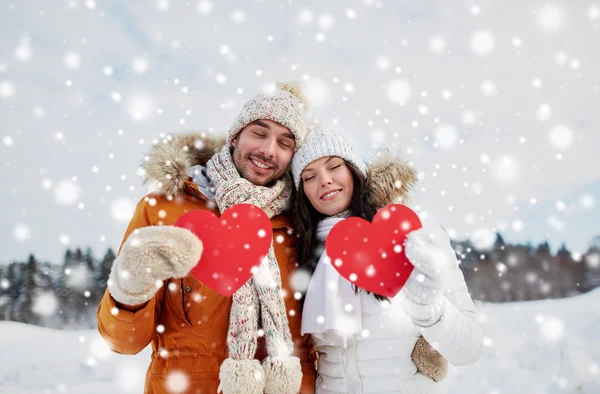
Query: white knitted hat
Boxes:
[
  {"xmin": 292, "ymin": 127, "xmax": 367, "ymax": 189},
  {"xmin": 228, "ymin": 81, "xmax": 308, "ymax": 150}
]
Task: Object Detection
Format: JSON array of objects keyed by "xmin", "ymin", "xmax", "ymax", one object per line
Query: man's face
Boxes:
[{"xmin": 231, "ymin": 119, "xmax": 296, "ymax": 186}]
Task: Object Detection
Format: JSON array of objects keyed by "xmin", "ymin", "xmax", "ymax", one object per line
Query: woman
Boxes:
[{"xmin": 292, "ymin": 127, "xmax": 485, "ymax": 394}]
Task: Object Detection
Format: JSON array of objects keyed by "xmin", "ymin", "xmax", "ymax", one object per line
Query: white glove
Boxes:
[
  {"xmin": 108, "ymin": 226, "xmax": 203, "ymax": 306},
  {"xmin": 399, "ymin": 224, "xmax": 457, "ymax": 327}
]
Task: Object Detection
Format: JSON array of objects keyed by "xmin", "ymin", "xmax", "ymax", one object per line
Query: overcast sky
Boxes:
[{"xmin": 1, "ymin": 0, "xmax": 599, "ymax": 264}]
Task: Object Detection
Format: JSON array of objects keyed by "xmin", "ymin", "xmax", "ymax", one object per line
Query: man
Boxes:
[{"xmin": 97, "ymin": 82, "xmax": 315, "ymax": 394}]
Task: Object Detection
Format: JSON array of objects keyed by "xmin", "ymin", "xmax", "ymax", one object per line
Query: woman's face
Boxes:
[{"xmin": 301, "ymin": 156, "xmax": 354, "ymax": 216}]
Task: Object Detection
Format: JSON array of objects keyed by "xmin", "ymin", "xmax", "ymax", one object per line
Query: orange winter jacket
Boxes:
[{"xmin": 97, "ymin": 179, "xmax": 316, "ymax": 394}]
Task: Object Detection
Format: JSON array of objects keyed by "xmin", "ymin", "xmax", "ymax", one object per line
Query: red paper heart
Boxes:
[
  {"xmin": 325, "ymin": 204, "xmax": 422, "ymax": 298},
  {"xmin": 174, "ymin": 204, "xmax": 273, "ymax": 296}
]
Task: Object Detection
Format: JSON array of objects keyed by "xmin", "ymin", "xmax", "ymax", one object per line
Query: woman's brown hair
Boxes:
[{"xmin": 293, "ymin": 160, "xmax": 387, "ymax": 303}]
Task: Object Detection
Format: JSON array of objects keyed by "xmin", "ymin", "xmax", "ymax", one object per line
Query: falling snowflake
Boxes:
[
  {"xmin": 470, "ymin": 227, "xmax": 496, "ymax": 250},
  {"xmin": 370, "ymin": 129, "xmax": 387, "ymax": 146},
  {"xmin": 304, "ymin": 78, "xmax": 331, "ymax": 107},
  {"xmin": 215, "ymin": 73, "xmax": 227, "ymax": 84},
  {"xmin": 375, "ymin": 56, "xmax": 391, "ymax": 71},
  {"xmin": 365, "ymin": 265, "xmax": 376, "ymax": 277},
  {"xmin": 579, "ymin": 194, "xmax": 595, "ymax": 210},
  {"xmin": 586, "ymin": 253, "xmax": 600, "ymax": 269},
  {"xmin": 165, "ymin": 370, "xmax": 189, "ymax": 392},
  {"xmin": 588, "ymin": 5, "xmax": 600, "ymax": 21},
  {"xmin": 13, "ymin": 224, "xmax": 31, "ymax": 241},
  {"xmin": 547, "ymin": 215, "xmax": 564, "ymax": 231},
  {"xmin": 298, "ymin": 9, "xmax": 314, "ymax": 24},
  {"xmin": 470, "ymin": 5, "xmax": 481, "ymax": 15},
  {"xmin": 536, "ymin": 3, "xmax": 566, "ymax": 34},
  {"xmin": 231, "ymin": 9, "xmax": 246, "ymax": 24},
  {"xmin": 54, "ymin": 180, "xmax": 81, "ymax": 205},
  {"xmin": 66, "ymin": 265, "xmax": 92, "ymax": 290},
  {"xmin": 127, "ymin": 92, "xmax": 155, "ymax": 121},
  {"xmin": 318, "ymin": 13, "xmax": 335, "ymax": 30},
  {"xmin": 32, "ymin": 291, "xmax": 59, "ymax": 317},
  {"xmin": 512, "ymin": 37, "xmax": 523, "ymax": 47},
  {"xmin": 0, "ymin": 81, "xmax": 15, "ymax": 99},
  {"xmin": 15, "ymin": 37, "xmax": 33, "ymax": 62},
  {"xmin": 539, "ymin": 316, "xmax": 565, "ymax": 341},
  {"xmin": 116, "ymin": 364, "xmax": 144, "ymax": 391},
  {"xmin": 554, "ymin": 51, "xmax": 569, "ymax": 66},
  {"xmin": 492, "ymin": 155, "xmax": 519, "ymax": 184},
  {"xmin": 462, "ymin": 109, "xmax": 477, "ymax": 125},
  {"xmin": 548, "ymin": 124, "xmax": 574, "ymax": 150},
  {"xmin": 157, "ymin": 0, "xmax": 170, "ymax": 11},
  {"xmin": 496, "ymin": 263, "xmax": 507, "ymax": 274},
  {"xmin": 470, "ymin": 30, "xmax": 495, "ymax": 55},
  {"xmin": 132, "ymin": 56, "xmax": 149, "ymax": 74},
  {"xmin": 434, "ymin": 124, "xmax": 459, "ymax": 149},
  {"xmin": 89, "ymin": 334, "xmax": 112, "ymax": 360},
  {"xmin": 33, "ymin": 106, "xmax": 46, "ymax": 118},
  {"xmin": 197, "ymin": 0, "xmax": 213, "ymax": 15},
  {"xmin": 428, "ymin": 36, "xmax": 446, "ymax": 54},
  {"xmin": 387, "ymin": 79, "xmax": 412, "ymax": 105},
  {"xmin": 480, "ymin": 80, "xmax": 498, "ymax": 96},
  {"xmin": 536, "ymin": 103, "xmax": 552, "ymax": 122},
  {"xmin": 111, "ymin": 198, "xmax": 135, "ymax": 222},
  {"xmin": 512, "ymin": 220, "xmax": 524, "ymax": 232},
  {"xmin": 64, "ymin": 52, "xmax": 81, "ymax": 69}
]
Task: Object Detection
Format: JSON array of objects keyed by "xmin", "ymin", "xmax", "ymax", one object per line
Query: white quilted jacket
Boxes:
[{"xmin": 306, "ymin": 262, "xmax": 485, "ymax": 394}]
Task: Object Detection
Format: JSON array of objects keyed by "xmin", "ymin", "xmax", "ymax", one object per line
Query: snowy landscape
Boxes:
[
  {"xmin": 2, "ymin": 1, "xmax": 600, "ymax": 393},
  {"xmin": 1, "ymin": 289, "xmax": 599, "ymax": 394}
]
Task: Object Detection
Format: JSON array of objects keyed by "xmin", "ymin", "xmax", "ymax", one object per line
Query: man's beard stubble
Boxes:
[{"xmin": 231, "ymin": 148, "xmax": 285, "ymax": 187}]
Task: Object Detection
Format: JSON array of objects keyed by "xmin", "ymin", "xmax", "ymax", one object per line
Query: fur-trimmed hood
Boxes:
[
  {"xmin": 143, "ymin": 132, "xmax": 417, "ymax": 205},
  {"xmin": 366, "ymin": 151, "xmax": 417, "ymax": 209},
  {"xmin": 142, "ymin": 132, "xmax": 226, "ymax": 198}
]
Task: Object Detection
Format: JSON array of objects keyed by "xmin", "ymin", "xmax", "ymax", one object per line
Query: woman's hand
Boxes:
[{"xmin": 399, "ymin": 224, "xmax": 457, "ymax": 327}]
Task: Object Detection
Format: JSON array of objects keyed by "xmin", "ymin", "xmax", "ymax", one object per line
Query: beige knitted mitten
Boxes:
[{"xmin": 108, "ymin": 226, "xmax": 203, "ymax": 306}]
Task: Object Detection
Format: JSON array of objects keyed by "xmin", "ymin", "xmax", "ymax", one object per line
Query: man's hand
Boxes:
[{"xmin": 108, "ymin": 226, "xmax": 203, "ymax": 306}]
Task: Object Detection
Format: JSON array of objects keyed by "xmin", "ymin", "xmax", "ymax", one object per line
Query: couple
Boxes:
[{"xmin": 97, "ymin": 82, "xmax": 485, "ymax": 394}]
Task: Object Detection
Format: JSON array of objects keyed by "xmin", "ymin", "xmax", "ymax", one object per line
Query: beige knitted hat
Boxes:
[{"xmin": 228, "ymin": 81, "xmax": 309, "ymax": 150}]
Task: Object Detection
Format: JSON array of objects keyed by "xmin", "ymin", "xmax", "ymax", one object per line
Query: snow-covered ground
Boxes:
[{"xmin": 1, "ymin": 289, "xmax": 599, "ymax": 394}]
